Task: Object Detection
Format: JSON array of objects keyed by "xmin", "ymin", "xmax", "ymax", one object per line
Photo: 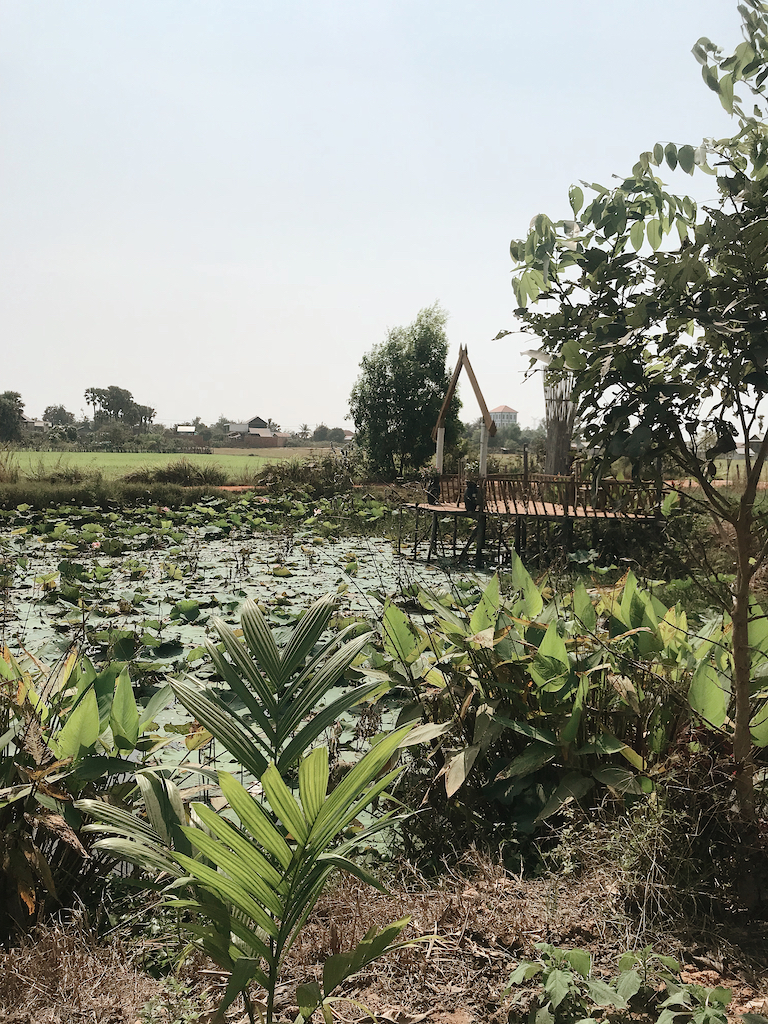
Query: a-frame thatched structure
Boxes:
[{"xmin": 432, "ymin": 346, "xmax": 497, "ymax": 474}]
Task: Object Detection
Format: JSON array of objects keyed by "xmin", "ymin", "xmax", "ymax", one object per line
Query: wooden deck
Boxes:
[
  {"xmin": 409, "ymin": 498, "xmax": 656, "ymax": 520},
  {"xmin": 400, "ymin": 473, "xmax": 661, "ymax": 564}
]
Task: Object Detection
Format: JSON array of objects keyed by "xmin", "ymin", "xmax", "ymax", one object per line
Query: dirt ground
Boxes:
[{"xmin": 1, "ymin": 859, "xmax": 766, "ymax": 1024}]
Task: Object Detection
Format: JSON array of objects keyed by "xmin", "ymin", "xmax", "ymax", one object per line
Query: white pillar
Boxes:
[
  {"xmin": 479, "ymin": 422, "xmax": 488, "ymax": 477},
  {"xmin": 435, "ymin": 426, "xmax": 445, "ymax": 474}
]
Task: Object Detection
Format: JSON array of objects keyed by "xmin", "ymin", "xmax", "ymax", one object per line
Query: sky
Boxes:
[{"xmin": 0, "ymin": 1, "xmax": 746, "ymax": 432}]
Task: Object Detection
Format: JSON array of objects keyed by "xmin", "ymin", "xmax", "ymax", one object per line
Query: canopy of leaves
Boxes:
[
  {"xmin": 349, "ymin": 304, "xmax": 461, "ymax": 479},
  {"xmin": 0, "ymin": 391, "xmax": 24, "ymax": 442}
]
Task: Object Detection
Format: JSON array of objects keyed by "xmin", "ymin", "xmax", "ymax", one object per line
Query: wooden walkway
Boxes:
[{"xmin": 400, "ymin": 473, "xmax": 661, "ymax": 565}]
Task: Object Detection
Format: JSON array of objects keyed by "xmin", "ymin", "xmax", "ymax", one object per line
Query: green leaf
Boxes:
[
  {"xmin": 573, "ymin": 582, "xmax": 596, "ymax": 632},
  {"xmin": 297, "ymin": 981, "xmax": 322, "ymax": 1019},
  {"xmin": 565, "ymin": 948, "xmax": 591, "ymax": 977},
  {"xmin": 545, "ymin": 968, "xmax": 571, "ymax": 1009},
  {"xmin": 615, "ymin": 969, "xmax": 643, "ymax": 1002},
  {"xmin": 382, "ymin": 600, "xmax": 421, "ymax": 665},
  {"xmin": 299, "ymin": 746, "xmax": 329, "ymax": 823},
  {"xmin": 470, "ymin": 574, "xmax": 500, "ymax": 634},
  {"xmin": 136, "ymin": 770, "xmax": 191, "ymax": 855},
  {"xmin": 53, "ymin": 687, "xmax": 100, "ymax": 759},
  {"xmin": 688, "ymin": 661, "xmax": 728, "ymax": 729},
  {"xmin": 647, "ymin": 220, "xmax": 662, "ymax": 251},
  {"xmin": 630, "ymin": 220, "xmax": 645, "ymax": 251},
  {"xmin": 218, "ymin": 771, "xmax": 293, "ymax": 870},
  {"xmin": 653, "ymin": 142, "xmax": 664, "ymax": 165},
  {"xmin": 562, "ymin": 341, "xmax": 587, "ymax": 371},
  {"xmin": 750, "ymin": 702, "xmax": 768, "ymax": 746},
  {"xmin": 586, "ymin": 979, "xmax": 626, "ymax": 1007},
  {"xmin": 664, "ymin": 143, "xmax": 678, "ymax": 171},
  {"xmin": 537, "ymin": 772, "xmax": 594, "ymax": 820},
  {"xmin": 261, "ymin": 763, "xmax": 309, "ymax": 845},
  {"xmin": 109, "ymin": 666, "xmax": 139, "ymax": 752},
  {"xmin": 445, "ymin": 744, "xmax": 481, "ymax": 797},
  {"xmin": 496, "ymin": 741, "xmax": 557, "ymax": 780},
  {"xmin": 718, "ymin": 72, "xmax": 734, "ymax": 113},
  {"xmin": 569, "ymin": 185, "xmax": 584, "ymax": 215},
  {"xmin": 678, "ymin": 145, "xmax": 696, "ymax": 174},
  {"xmin": 592, "ymin": 766, "xmax": 645, "ymax": 794}
]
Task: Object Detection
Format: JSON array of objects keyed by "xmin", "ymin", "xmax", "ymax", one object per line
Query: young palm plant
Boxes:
[
  {"xmin": 83, "ymin": 728, "xmax": 414, "ymax": 1023},
  {"xmin": 171, "ymin": 593, "xmax": 384, "ymax": 777}
]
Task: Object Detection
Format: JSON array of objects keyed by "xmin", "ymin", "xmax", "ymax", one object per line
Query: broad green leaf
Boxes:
[
  {"xmin": 109, "ymin": 666, "xmax": 139, "ymax": 752},
  {"xmin": 678, "ymin": 144, "xmax": 696, "ymax": 174},
  {"xmin": 647, "ymin": 220, "xmax": 662, "ymax": 251},
  {"xmin": 496, "ymin": 741, "xmax": 557, "ymax": 780},
  {"xmin": 297, "ymin": 981, "xmax": 322, "ymax": 1018},
  {"xmin": 573, "ymin": 581, "xmax": 596, "ymax": 632},
  {"xmin": 569, "ymin": 185, "xmax": 584, "ymax": 215},
  {"xmin": 545, "ymin": 968, "xmax": 571, "ymax": 1009},
  {"xmin": 562, "ymin": 341, "xmax": 587, "ymax": 371},
  {"xmin": 630, "ymin": 220, "xmax": 645, "ymax": 251},
  {"xmin": 399, "ymin": 721, "xmax": 454, "ymax": 746},
  {"xmin": 382, "ymin": 600, "xmax": 421, "ymax": 665},
  {"xmin": 664, "ymin": 143, "xmax": 678, "ymax": 171},
  {"xmin": 445, "ymin": 744, "xmax": 481, "ymax": 797},
  {"xmin": 53, "ymin": 687, "xmax": 99, "ymax": 759},
  {"xmin": 592, "ymin": 766, "xmax": 645, "ymax": 794},
  {"xmin": 750, "ymin": 702, "xmax": 768, "ymax": 746},
  {"xmin": 509, "ymin": 551, "xmax": 543, "ymax": 617},
  {"xmin": 469, "ymin": 574, "xmax": 500, "ymax": 634},
  {"xmin": 537, "ymin": 771, "xmax": 594, "ymax": 820},
  {"xmin": 688, "ymin": 661, "xmax": 728, "ymax": 729},
  {"xmin": 586, "ymin": 979, "xmax": 626, "ymax": 1007},
  {"xmin": 565, "ymin": 948, "xmax": 591, "ymax": 978},
  {"xmin": 615, "ymin": 969, "xmax": 643, "ymax": 1001}
]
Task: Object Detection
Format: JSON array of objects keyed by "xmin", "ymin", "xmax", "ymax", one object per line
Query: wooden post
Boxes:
[
  {"xmin": 435, "ymin": 426, "xmax": 445, "ymax": 474},
  {"xmin": 523, "ymin": 442, "xmax": 529, "ymax": 491},
  {"xmin": 475, "ymin": 512, "xmax": 487, "ymax": 568},
  {"xmin": 479, "ymin": 422, "xmax": 489, "ymax": 477},
  {"xmin": 428, "ymin": 513, "xmax": 438, "ymax": 562}
]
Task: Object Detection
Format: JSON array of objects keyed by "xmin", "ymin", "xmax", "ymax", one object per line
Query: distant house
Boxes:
[
  {"xmin": 21, "ymin": 415, "xmax": 50, "ymax": 433},
  {"xmin": 225, "ymin": 415, "xmax": 285, "ymax": 448},
  {"xmin": 490, "ymin": 405, "xmax": 518, "ymax": 428},
  {"xmin": 226, "ymin": 415, "xmax": 271, "ymax": 437}
]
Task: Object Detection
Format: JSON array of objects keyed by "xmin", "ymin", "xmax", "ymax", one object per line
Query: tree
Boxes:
[
  {"xmin": 312, "ymin": 423, "xmax": 329, "ymax": 441},
  {"xmin": 0, "ymin": 392, "xmax": 24, "ymax": 442},
  {"xmin": 506, "ymin": 0, "xmax": 768, "ymax": 813},
  {"xmin": 84, "ymin": 387, "xmax": 155, "ymax": 431},
  {"xmin": 42, "ymin": 405, "xmax": 75, "ymax": 426},
  {"xmin": 349, "ymin": 304, "xmax": 461, "ymax": 479}
]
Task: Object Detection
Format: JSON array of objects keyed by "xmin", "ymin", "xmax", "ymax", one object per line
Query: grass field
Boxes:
[{"xmin": 9, "ymin": 447, "xmax": 317, "ymax": 481}]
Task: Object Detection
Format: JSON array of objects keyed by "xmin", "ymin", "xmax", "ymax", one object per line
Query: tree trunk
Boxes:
[
  {"xmin": 732, "ymin": 513, "xmax": 755, "ymax": 818},
  {"xmin": 543, "ymin": 372, "xmax": 575, "ymax": 476}
]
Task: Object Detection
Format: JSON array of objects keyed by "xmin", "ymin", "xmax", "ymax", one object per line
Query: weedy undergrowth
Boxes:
[{"xmin": 504, "ymin": 943, "xmax": 737, "ymax": 1024}]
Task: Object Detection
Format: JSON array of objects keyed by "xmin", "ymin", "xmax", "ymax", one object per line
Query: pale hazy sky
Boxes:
[{"xmin": 0, "ymin": 1, "xmax": 743, "ymax": 431}]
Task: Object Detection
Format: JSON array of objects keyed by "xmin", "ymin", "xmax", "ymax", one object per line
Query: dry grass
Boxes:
[
  {"xmin": 0, "ymin": 919, "xmax": 163, "ymax": 1024},
  {"xmin": 1, "ymin": 853, "xmax": 766, "ymax": 1024}
]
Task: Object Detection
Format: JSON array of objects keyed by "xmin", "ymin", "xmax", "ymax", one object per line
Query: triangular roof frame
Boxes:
[{"xmin": 432, "ymin": 345, "xmax": 497, "ymax": 440}]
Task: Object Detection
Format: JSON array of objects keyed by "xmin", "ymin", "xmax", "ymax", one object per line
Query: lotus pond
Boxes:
[{"xmin": 0, "ymin": 491, "xmax": 488, "ymax": 683}]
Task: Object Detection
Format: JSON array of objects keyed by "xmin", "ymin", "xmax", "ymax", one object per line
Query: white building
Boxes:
[{"xmin": 490, "ymin": 405, "xmax": 518, "ymax": 428}]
